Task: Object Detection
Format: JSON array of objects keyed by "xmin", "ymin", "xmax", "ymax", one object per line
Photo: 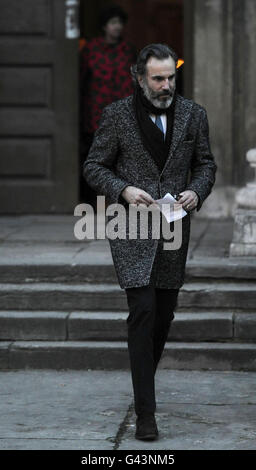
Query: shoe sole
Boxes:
[{"xmin": 135, "ymin": 433, "xmax": 158, "ymax": 441}]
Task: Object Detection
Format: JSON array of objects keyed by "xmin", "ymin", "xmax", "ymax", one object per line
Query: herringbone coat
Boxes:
[{"xmin": 83, "ymin": 94, "xmax": 217, "ymax": 289}]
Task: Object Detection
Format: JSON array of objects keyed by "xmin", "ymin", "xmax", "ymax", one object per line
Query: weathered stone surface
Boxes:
[
  {"xmin": 9, "ymin": 341, "xmax": 130, "ymax": 370},
  {"xmin": 230, "ymin": 242, "xmax": 256, "ymax": 256},
  {"xmin": 4, "ymin": 340, "xmax": 256, "ymax": 371},
  {"xmin": 161, "ymin": 342, "xmax": 256, "ymax": 371},
  {"xmin": 0, "ymin": 311, "xmax": 68, "ymax": 340},
  {"xmin": 0, "ymin": 215, "xmax": 255, "ymax": 373},
  {"xmin": 230, "ymin": 210, "xmax": 256, "ymax": 242},
  {"xmin": 0, "ymin": 342, "xmax": 11, "ymax": 368},
  {"xmin": 234, "ymin": 313, "xmax": 256, "ymax": 340},
  {"xmin": 2, "ymin": 254, "xmax": 256, "ymax": 284},
  {"xmin": 170, "ymin": 312, "xmax": 233, "ymax": 341},
  {"xmin": 0, "ymin": 369, "xmax": 255, "ymax": 450},
  {"xmin": 68, "ymin": 311, "xmax": 233, "ymax": 342},
  {"xmin": 0, "ymin": 369, "xmax": 129, "ymax": 450},
  {"xmin": 68, "ymin": 312, "xmax": 128, "ymax": 340},
  {"xmin": 0, "ymin": 282, "xmax": 255, "ymax": 312},
  {"xmin": 230, "ymin": 210, "xmax": 256, "ymax": 256}
]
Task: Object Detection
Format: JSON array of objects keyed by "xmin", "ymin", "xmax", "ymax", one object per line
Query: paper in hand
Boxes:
[{"xmin": 155, "ymin": 193, "xmax": 187, "ymax": 223}]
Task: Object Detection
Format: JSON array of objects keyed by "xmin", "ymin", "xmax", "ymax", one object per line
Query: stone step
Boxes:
[
  {"xmin": 0, "ymin": 311, "xmax": 255, "ymax": 342},
  {"xmin": 0, "ymin": 282, "xmax": 255, "ymax": 311},
  {"xmin": 1, "ymin": 340, "xmax": 256, "ymax": 371},
  {"xmin": 67, "ymin": 311, "xmax": 256, "ymax": 342},
  {"xmin": 0, "ymin": 257, "xmax": 256, "ymax": 283}
]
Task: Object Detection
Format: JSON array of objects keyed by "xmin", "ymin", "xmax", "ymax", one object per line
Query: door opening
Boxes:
[{"xmin": 78, "ymin": 0, "xmax": 188, "ymax": 206}]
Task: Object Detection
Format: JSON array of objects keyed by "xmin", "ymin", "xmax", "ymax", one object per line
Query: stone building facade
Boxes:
[{"xmin": 0, "ymin": 0, "xmax": 255, "ymax": 217}]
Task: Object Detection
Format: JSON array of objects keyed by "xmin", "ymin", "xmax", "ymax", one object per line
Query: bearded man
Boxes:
[{"xmin": 83, "ymin": 43, "xmax": 217, "ymax": 441}]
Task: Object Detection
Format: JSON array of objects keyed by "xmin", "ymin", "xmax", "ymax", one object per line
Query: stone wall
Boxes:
[{"xmin": 192, "ymin": 0, "xmax": 256, "ymax": 218}]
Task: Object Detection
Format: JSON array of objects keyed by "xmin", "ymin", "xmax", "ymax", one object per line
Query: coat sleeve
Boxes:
[
  {"xmin": 83, "ymin": 105, "xmax": 130, "ymax": 204},
  {"xmin": 185, "ymin": 107, "xmax": 217, "ymax": 211}
]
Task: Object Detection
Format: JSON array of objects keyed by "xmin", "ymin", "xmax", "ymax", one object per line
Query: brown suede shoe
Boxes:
[{"xmin": 135, "ymin": 413, "xmax": 159, "ymax": 440}]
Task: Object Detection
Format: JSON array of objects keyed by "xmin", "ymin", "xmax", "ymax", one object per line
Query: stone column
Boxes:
[
  {"xmin": 192, "ymin": 0, "xmax": 234, "ymax": 218},
  {"xmin": 191, "ymin": 0, "xmax": 256, "ymax": 218},
  {"xmin": 229, "ymin": 149, "xmax": 256, "ymax": 256}
]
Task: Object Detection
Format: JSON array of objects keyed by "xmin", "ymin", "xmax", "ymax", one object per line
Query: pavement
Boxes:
[
  {"xmin": 0, "ymin": 369, "xmax": 256, "ymax": 450},
  {"xmin": 0, "ymin": 213, "xmax": 235, "ymax": 259}
]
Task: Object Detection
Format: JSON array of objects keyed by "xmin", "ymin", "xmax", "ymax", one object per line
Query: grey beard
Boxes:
[
  {"xmin": 150, "ymin": 95, "xmax": 173, "ymax": 109},
  {"xmin": 141, "ymin": 80, "xmax": 174, "ymax": 109}
]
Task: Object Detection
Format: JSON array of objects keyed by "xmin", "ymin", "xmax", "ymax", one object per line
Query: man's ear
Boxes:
[{"xmin": 137, "ymin": 75, "xmax": 144, "ymax": 88}]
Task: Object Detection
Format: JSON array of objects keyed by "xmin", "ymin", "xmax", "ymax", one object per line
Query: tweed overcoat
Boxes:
[{"xmin": 83, "ymin": 94, "xmax": 217, "ymax": 289}]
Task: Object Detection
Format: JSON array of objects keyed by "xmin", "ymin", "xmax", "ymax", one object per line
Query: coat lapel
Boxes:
[
  {"xmin": 125, "ymin": 96, "xmax": 160, "ymax": 175},
  {"xmin": 160, "ymin": 95, "xmax": 193, "ymax": 175},
  {"xmin": 125, "ymin": 94, "xmax": 193, "ymax": 176}
]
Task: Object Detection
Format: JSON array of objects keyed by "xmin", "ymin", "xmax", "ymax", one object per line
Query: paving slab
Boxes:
[
  {"xmin": 0, "ymin": 369, "xmax": 130, "ymax": 450},
  {"xmin": 0, "ymin": 215, "xmax": 104, "ymax": 243},
  {"xmin": 190, "ymin": 219, "xmax": 234, "ymax": 258},
  {"xmin": 0, "ymin": 369, "xmax": 255, "ymax": 450},
  {"xmin": 0, "ymin": 215, "xmax": 236, "ymax": 260}
]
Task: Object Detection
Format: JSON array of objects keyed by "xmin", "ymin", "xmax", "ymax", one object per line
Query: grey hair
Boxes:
[{"xmin": 131, "ymin": 43, "xmax": 178, "ymax": 82}]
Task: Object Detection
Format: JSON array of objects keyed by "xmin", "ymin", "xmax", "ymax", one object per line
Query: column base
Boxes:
[{"xmin": 229, "ymin": 208, "xmax": 256, "ymax": 256}]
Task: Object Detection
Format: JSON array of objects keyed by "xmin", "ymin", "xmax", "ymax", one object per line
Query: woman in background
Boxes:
[{"xmin": 80, "ymin": 4, "xmax": 136, "ymax": 206}]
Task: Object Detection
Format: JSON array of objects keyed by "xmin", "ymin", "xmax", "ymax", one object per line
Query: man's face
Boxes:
[{"xmin": 138, "ymin": 56, "xmax": 176, "ymax": 109}]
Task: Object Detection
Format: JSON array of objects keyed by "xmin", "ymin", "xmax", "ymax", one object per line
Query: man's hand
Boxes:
[
  {"xmin": 177, "ymin": 190, "xmax": 199, "ymax": 211},
  {"xmin": 121, "ymin": 186, "xmax": 155, "ymax": 206}
]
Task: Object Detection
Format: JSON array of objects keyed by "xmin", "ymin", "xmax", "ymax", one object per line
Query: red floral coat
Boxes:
[{"xmin": 80, "ymin": 36, "xmax": 136, "ymax": 134}]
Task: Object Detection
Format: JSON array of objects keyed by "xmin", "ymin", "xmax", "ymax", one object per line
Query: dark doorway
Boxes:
[{"xmin": 79, "ymin": 0, "xmax": 185, "ymax": 92}]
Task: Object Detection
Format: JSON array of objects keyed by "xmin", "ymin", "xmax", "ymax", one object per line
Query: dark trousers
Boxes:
[{"xmin": 125, "ymin": 283, "xmax": 179, "ymax": 416}]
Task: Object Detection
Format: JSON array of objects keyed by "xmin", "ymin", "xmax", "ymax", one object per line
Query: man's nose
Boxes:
[{"xmin": 162, "ymin": 79, "xmax": 170, "ymax": 90}]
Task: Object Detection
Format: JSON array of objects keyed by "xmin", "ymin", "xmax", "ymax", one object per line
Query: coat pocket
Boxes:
[{"xmin": 172, "ymin": 140, "xmax": 195, "ymax": 160}]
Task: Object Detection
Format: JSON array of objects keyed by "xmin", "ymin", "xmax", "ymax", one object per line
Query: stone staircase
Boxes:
[{"xmin": 1, "ymin": 247, "xmax": 256, "ymax": 371}]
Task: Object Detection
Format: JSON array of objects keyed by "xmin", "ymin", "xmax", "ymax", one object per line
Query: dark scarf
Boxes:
[{"xmin": 132, "ymin": 84, "xmax": 176, "ymax": 173}]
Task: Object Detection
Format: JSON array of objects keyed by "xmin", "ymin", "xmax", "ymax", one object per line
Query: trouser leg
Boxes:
[
  {"xmin": 125, "ymin": 284, "xmax": 156, "ymax": 416},
  {"xmin": 153, "ymin": 288, "xmax": 179, "ymax": 374}
]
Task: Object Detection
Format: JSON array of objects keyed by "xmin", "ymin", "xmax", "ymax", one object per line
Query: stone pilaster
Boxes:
[
  {"xmin": 191, "ymin": 0, "xmax": 256, "ymax": 218},
  {"xmin": 230, "ymin": 149, "xmax": 256, "ymax": 256}
]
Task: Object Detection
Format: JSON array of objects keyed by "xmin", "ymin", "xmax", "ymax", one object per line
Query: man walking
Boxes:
[{"xmin": 83, "ymin": 43, "xmax": 217, "ymax": 441}]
